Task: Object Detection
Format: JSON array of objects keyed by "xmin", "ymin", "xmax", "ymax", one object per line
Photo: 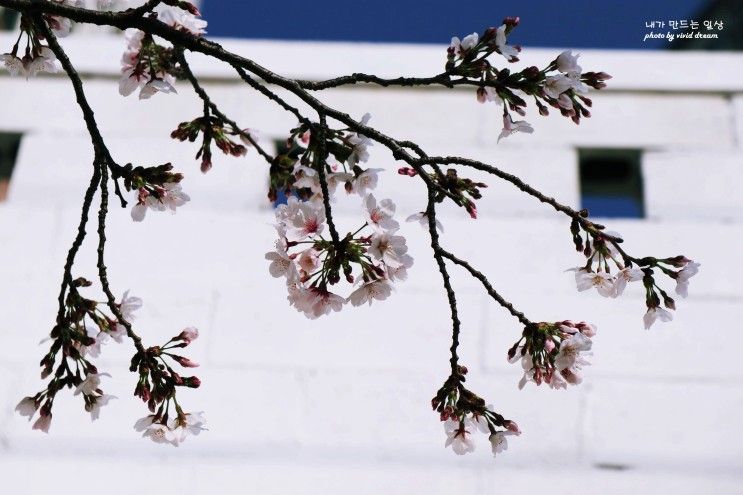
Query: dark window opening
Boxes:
[
  {"xmin": 1, "ymin": 8, "xmax": 20, "ymax": 31},
  {"xmin": 0, "ymin": 133, "xmax": 22, "ymax": 202},
  {"xmin": 579, "ymin": 149, "xmax": 644, "ymax": 219}
]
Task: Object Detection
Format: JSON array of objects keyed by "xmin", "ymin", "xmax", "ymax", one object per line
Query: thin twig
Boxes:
[{"xmin": 175, "ymin": 48, "xmax": 274, "ymax": 165}]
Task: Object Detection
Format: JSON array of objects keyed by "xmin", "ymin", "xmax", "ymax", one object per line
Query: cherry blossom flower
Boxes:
[
  {"xmin": 369, "ymin": 232, "xmax": 413, "ymax": 269},
  {"xmin": 489, "ymin": 430, "xmax": 519, "ymax": 456},
  {"xmin": 0, "ymin": 53, "xmax": 24, "ymax": 77},
  {"xmin": 1, "ymin": 47, "xmax": 58, "ymax": 78},
  {"xmin": 131, "ymin": 182, "xmax": 190, "ymax": 221},
  {"xmin": 32, "ymin": 413, "xmax": 52, "ymax": 433},
  {"xmin": 157, "ymin": 5, "xmax": 208, "ymax": 36},
  {"xmin": 675, "ymin": 260, "xmax": 700, "ymax": 298},
  {"xmin": 554, "ymin": 332, "xmax": 592, "ymax": 377},
  {"xmin": 74, "ymin": 372, "xmax": 111, "ymax": 396},
  {"xmin": 476, "ymin": 86, "xmax": 498, "ymax": 104},
  {"xmin": 143, "ymin": 423, "xmax": 180, "ymax": 446},
  {"xmin": 613, "ymin": 267, "xmax": 644, "ymax": 297},
  {"xmin": 87, "ymin": 394, "xmax": 116, "ymax": 421},
  {"xmin": 444, "ymin": 419, "xmax": 475, "ymax": 455},
  {"xmin": 179, "ymin": 327, "xmax": 200, "ymax": 343},
  {"xmin": 644, "ymin": 306, "xmax": 673, "ymax": 329},
  {"xmin": 297, "ymin": 248, "xmax": 321, "ymax": 274},
  {"xmin": 494, "ymin": 25, "xmax": 519, "ymax": 62},
  {"xmin": 265, "ymin": 247, "xmax": 300, "ymax": 283},
  {"xmin": 449, "ymin": 32, "xmax": 479, "ymax": 57},
  {"xmin": 286, "ymin": 200, "xmax": 326, "ymax": 240},
  {"xmin": 498, "ymin": 114, "xmax": 534, "ymax": 142},
  {"xmin": 134, "ymin": 415, "xmax": 156, "ymax": 432},
  {"xmin": 406, "ymin": 211, "xmax": 444, "ymax": 233},
  {"xmin": 306, "ymin": 288, "xmax": 345, "ymax": 319},
  {"xmin": 364, "ymin": 194, "xmax": 399, "ymax": 233},
  {"xmin": 350, "ymin": 168, "xmax": 383, "ymax": 196},
  {"xmin": 556, "ymin": 50, "xmax": 582, "ymax": 74},
  {"xmin": 15, "ymin": 397, "xmax": 38, "ymax": 420},
  {"xmin": 120, "ymin": 290, "xmax": 142, "ymax": 319},
  {"xmin": 542, "ymin": 74, "xmax": 573, "ymax": 99},
  {"xmin": 573, "ymin": 268, "xmax": 615, "ymax": 297},
  {"xmin": 348, "ymin": 280, "xmax": 392, "ymax": 306},
  {"xmin": 139, "ymin": 76, "xmax": 177, "ymax": 100}
]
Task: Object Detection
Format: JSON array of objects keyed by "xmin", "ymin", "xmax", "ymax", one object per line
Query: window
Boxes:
[
  {"xmin": 1, "ymin": 8, "xmax": 19, "ymax": 31},
  {"xmin": 579, "ymin": 148, "xmax": 644, "ymax": 219},
  {"xmin": 0, "ymin": 133, "xmax": 23, "ymax": 202}
]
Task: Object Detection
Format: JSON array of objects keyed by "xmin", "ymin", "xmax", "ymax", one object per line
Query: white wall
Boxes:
[{"xmin": 0, "ymin": 34, "xmax": 742, "ymax": 494}]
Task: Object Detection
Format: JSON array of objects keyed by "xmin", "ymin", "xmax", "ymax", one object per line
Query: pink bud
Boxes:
[
  {"xmin": 173, "ymin": 356, "xmax": 200, "ymax": 368},
  {"xmin": 178, "ymin": 327, "xmax": 199, "ymax": 344},
  {"xmin": 503, "ymin": 420, "xmax": 521, "ymax": 434},
  {"xmin": 543, "ymin": 339, "xmax": 556, "ymax": 353}
]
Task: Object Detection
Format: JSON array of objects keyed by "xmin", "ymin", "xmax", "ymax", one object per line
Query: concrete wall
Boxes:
[{"xmin": 0, "ymin": 33, "xmax": 741, "ymax": 494}]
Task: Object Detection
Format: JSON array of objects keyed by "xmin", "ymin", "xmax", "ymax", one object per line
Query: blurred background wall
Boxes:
[{"xmin": 0, "ymin": 1, "xmax": 741, "ymax": 493}]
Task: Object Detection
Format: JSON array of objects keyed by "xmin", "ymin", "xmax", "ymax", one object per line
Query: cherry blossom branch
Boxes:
[
  {"xmin": 5, "ymin": 2, "xmax": 701, "ymax": 456},
  {"xmin": 96, "ymin": 144, "xmax": 145, "ymax": 352},
  {"xmin": 424, "ymin": 186, "xmax": 461, "ymax": 374},
  {"xmin": 438, "ymin": 248, "xmax": 531, "ymax": 326},
  {"xmin": 312, "ymin": 115, "xmax": 341, "ymax": 246},
  {"xmin": 175, "ymin": 48, "xmax": 274, "ymax": 165},
  {"xmin": 35, "ymin": 12, "xmax": 145, "ymax": 349},
  {"xmin": 32, "ymin": 11, "xmax": 128, "ymax": 207}
]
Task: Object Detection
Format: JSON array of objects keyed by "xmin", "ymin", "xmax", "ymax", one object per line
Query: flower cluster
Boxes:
[
  {"xmin": 118, "ymin": 4, "xmax": 204, "ymax": 99},
  {"xmin": 171, "ymin": 116, "xmax": 253, "ymax": 173},
  {"xmin": 445, "ymin": 18, "xmax": 611, "ymax": 141},
  {"xmin": 398, "ymin": 167, "xmax": 487, "ymax": 219},
  {"xmin": 508, "ymin": 321, "xmax": 596, "ymax": 389},
  {"xmin": 432, "ymin": 367, "xmax": 520, "ymax": 457},
  {"xmin": 15, "ymin": 278, "xmax": 140, "ymax": 432},
  {"xmin": 130, "ymin": 327, "xmax": 204, "ymax": 446},
  {"xmin": 266, "ymin": 115, "xmax": 382, "ymax": 204},
  {"xmin": 120, "ymin": 162, "xmax": 190, "ymax": 221},
  {"xmin": 0, "ymin": 14, "xmax": 61, "ymax": 78},
  {"xmin": 568, "ymin": 220, "xmax": 700, "ymax": 328},
  {"xmin": 119, "ymin": 29, "xmax": 178, "ymax": 99},
  {"xmin": 269, "ymin": 191, "xmax": 412, "ymax": 318}
]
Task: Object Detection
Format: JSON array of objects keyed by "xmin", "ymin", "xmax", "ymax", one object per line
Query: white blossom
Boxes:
[
  {"xmin": 87, "ymin": 394, "xmax": 116, "ymax": 421},
  {"xmin": 133, "ymin": 415, "xmax": 156, "ymax": 432},
  {"xmin": 156, "ymin": 6, "xmax": 207, "ymax": 36},
  {"xmin": 265, "ymin": 246, "xmax": 299, "ymax": 283},
  {"xmin": 131, "ymin": 182, "xmax": 190, "ymax": 222},
  {"xmin": 306, "ymin": 289, "xmax": 345, "ymax": 319},
  {"xmin": 554, "ymin": 332, "xmax": 592, "ymax": 375},
  {"xmin": 489, "ymin": 430, "xmax": 518, "ymax": 456},
  {"xmin": 139, "ymin": 76, "xmax": 177, "ymax": 100},
  {"xmin": 350, "ymin": 168, "xmax": 383, "ymax": 196},
  {"xmin": 494, "ymin": 25, "xmax": 519, "ymax": 62},
  {"xmin": 348, "ymin": 280, "xmax": 392, "ymax": 307},
  {"xmin": 556, "ymin": 50, "xmax": 582, "ymax": 74},
  {"xmin": 675, "ymin": 260, "xmax": 700, "ymax": 298},
  {"xmin": 498, "ymin": 114, "xmax": 533, "ymax": 142},
  {"xmin": 15, "ymin": 397, "xmax": 38, "ymax": 420},
  {"xmin": 364, "ymin": 194, "xmax": 399, "ymax": 233},
  {"xmin": 613, "ymin": 267, "xmax": 644, "ymax": 297},
  {"xmin": 406, "ymin": 211, "xmax": 444, "ymax": 233},
  {"xmin": 74, "ymin": 372, "xmax": 110, "ymax": 396},
  {"xmin": 32, "ymin": 414, "xmax": 52, "ymax": 433},
  {"xmin": 444, "ymin": 419, "xmax": 475, "ymax": 455},
  {"xmin": 542, "ymin": 74, "xmax": 573, "ymax": 99},
  {"xmin": 369, "ymin": 232, "xmax": 412, "ymax": 269},
  {"xmin": 574, "ymin": 268, "xmax": 615, "ymax": 298},
  {"xmin": 143, "ymin": 423, "xmax": 179, "ymax": 446},
  {"xmin": 449, "ymin": 32, "xmax": 479, "ymax": 57},
  {"xmin": 644, "ymin": 306, "xmax": 673, "ymax": 329}
]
